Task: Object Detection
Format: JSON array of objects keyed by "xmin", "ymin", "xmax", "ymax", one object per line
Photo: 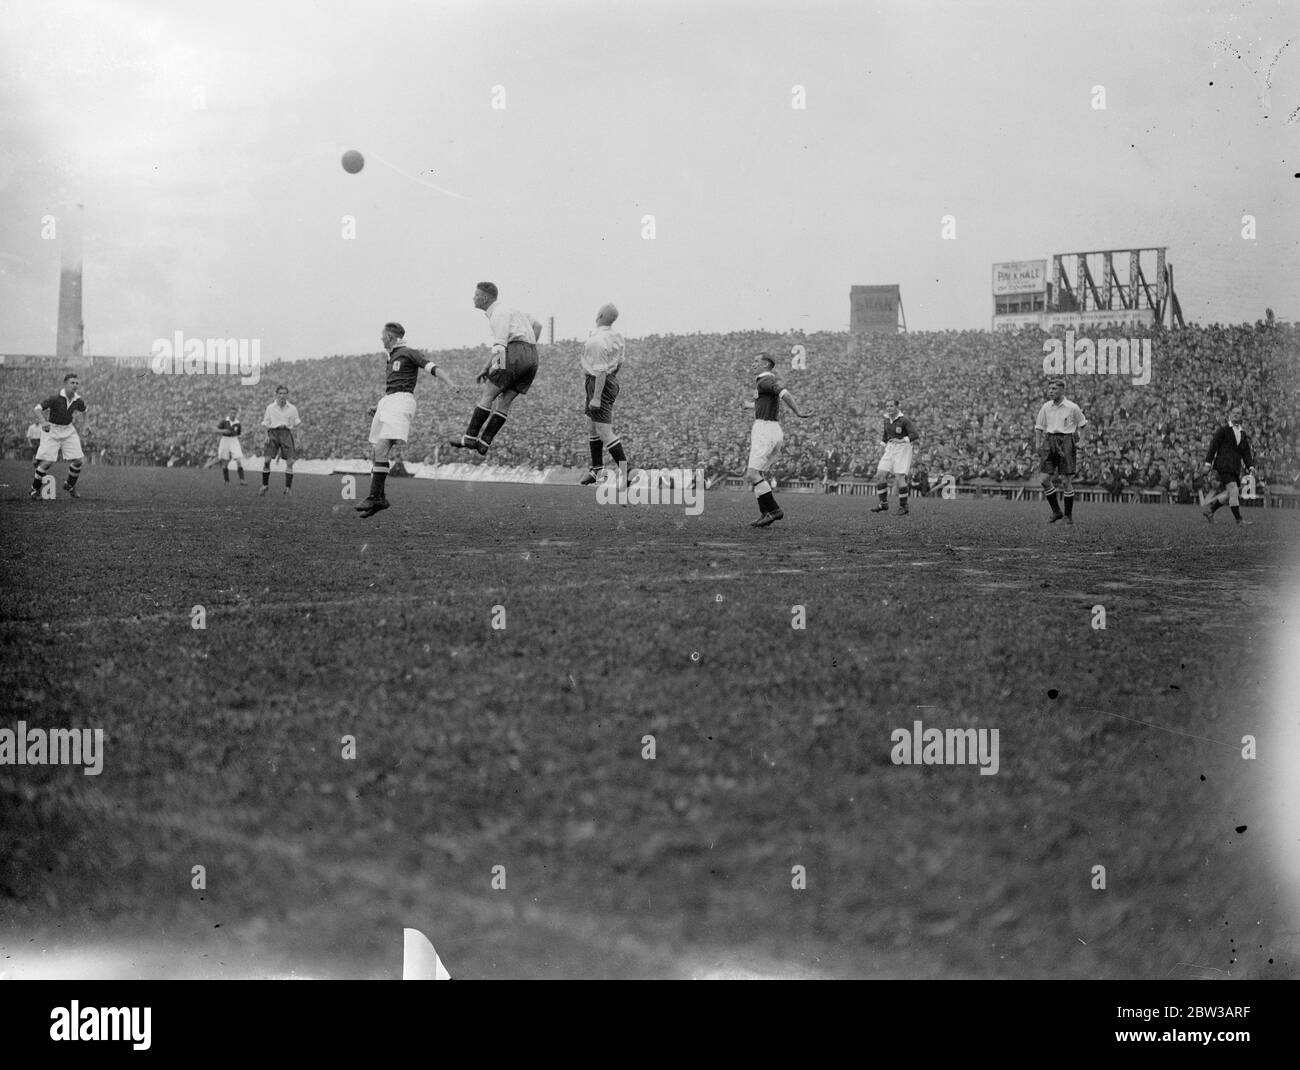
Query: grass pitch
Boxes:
[{"xmin": 1, "ymin": 462, "xmax": 1296, "ymax": 979}]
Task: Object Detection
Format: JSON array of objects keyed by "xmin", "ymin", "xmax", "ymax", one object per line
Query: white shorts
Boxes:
[
  {"xmin": 747, "ymin": 420, "xmax": 784, "ymax": 472},
  {"xmin": 35, "ymin": 424, "xmax": 83, "ymax": 462},
  {"xmin": 876, "ymin": 440, "xmax": 913, "ymax": 477},
  {"xmin": 217, "ymin": 437, "xmax": 244, "ymax": 461},
  {"xmin": 370, "ymin": 391, "xmax": 417, "ymax": 444}
]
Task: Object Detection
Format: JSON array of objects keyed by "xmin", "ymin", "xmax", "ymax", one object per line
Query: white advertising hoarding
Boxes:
[{"xmin": 992, "ymin": 260, "xmax": 1047, "ymax": 295}]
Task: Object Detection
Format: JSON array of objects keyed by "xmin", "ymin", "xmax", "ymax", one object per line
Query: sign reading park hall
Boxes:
[{"xmin": 992, "ymin": 260, "xmax": 1047, "ymax": 295}]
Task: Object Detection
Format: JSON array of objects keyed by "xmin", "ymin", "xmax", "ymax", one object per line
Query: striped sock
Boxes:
[
  {"xmin": 754, "ymin": 479, "xmax": 777, "ymax": 514},
  {"xmin": 608, "ymin": 438, "xmax": 627, "ymax": 466}
]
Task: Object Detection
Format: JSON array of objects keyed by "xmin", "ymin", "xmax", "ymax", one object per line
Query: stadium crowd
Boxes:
[{"xmin": 4, "ymin": 321, "xmax": 1297, "ymax": 497}]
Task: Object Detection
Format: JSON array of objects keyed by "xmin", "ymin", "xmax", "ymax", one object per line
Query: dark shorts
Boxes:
[
  {"xmin": 1213, "ymin": 467, "xmax": 1239, "ymax": 489},
  {"xmin": 1040, "ymin": 433, "xmax": 1076, "ymax": 476},
  {"xmin": 488, "ymin": 340, "xmax": 538, "ymax": 395},
  {"xmin": 584, "ymin": 373, "xmax": 620, "ymax": 422},
  {"xmin": 265, "ymin": 427, "xmax": 296, "ymax": 462}
]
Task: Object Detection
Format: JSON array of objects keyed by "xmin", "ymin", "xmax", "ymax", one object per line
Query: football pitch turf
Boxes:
[{"xmin": 2, "ymin": 461, "xmax": 1297, "ymax": 979}]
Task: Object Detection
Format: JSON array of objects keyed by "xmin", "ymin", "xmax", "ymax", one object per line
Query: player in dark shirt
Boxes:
[
  {"xmin": 357, "ymin": 321, "xmax": 458, "ymax": 517},
  {"xmin": 31, "ymin": 372, "xmax": 88, "ymax": 499},
  {"xmin": 1202, "ymin": 406, "xmax": 1255, "ymax": 524},
  {"xmin": 215, "ymin": 408, "xmax": 247, "ymax": 485},
  {"xmin": 746, "ymin": 354, "xmax": 812, "ymax": 527},
  {"xmin": 869, "ymin": 402, "xmax": 921, "ymax": 516}
]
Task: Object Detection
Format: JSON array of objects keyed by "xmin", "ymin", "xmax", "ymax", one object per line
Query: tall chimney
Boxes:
[{"xmin": 56, "ymin": 203, "xmax": 85, "ymax": 361}]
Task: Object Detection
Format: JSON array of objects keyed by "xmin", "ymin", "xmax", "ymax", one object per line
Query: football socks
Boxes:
[
  {"xmin": 367, "ymin": 459, "xmax": 389, "ymax": 501},
  {"xmin": 753, "ymin": 479, "xmax": 777, "ymax": 514},
  {"xmin": 464, "ymin": 406, "xmax": 490, "ymax": 441},
  {"xmin": 480, "ymin": 411, "xmax": 507, "ymax": 445}
]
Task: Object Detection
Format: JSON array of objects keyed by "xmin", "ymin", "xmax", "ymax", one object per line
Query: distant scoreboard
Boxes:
[{"xmin": 849, "ymin": 285, "xmax": 903, "ymax": 333}]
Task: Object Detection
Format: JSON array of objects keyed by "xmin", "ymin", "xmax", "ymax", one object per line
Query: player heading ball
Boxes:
[{"xmin": 449, "ymin": 282, "xmax": 542, "ymax": 457}]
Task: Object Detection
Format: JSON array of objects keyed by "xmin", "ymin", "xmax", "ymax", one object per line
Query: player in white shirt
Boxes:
[
  {"xmin": 448, "ymin": 281, "xmax": 543, "ymax": 457},
  {"xmin": 260, "ymin": 385, "xmax": 302, "ymax": 496},
  {"xmin": 1033, "ymin": 378, "xmax": 1088, "ymax": 524},
  {"xmin": 579, "ymin": 303, "xmax": 630, "ymax": 486}
]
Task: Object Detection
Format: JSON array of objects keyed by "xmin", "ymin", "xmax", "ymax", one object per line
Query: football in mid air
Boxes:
[{"xmin": 341, "ymin": 150, "xmax": 365, "ymax": 174}]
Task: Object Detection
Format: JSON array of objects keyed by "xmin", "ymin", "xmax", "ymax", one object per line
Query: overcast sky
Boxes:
[{"xmin": 0, "ymin": 0, "xmax": 1296, "ymax": 358}]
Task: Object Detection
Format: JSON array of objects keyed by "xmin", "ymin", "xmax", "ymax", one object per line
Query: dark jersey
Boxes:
[
  {"xmin": 40, "ymin": 392, "xmax": 86, "ymax": 426},
  {"xmin": 217, "ymin": 419, "xmax": 242, "ymax": 437},
  {"xmin": 754, "ymin": 371, "xmax": 783, "ymax": 421},
  {"xmin": 882, "ymin": 413, "xmax": 919, "ymax": 443},
  {"xmin": 385, "ymin": 345, "xmax": 434, "ymax": 395},
  {"xmin": 1204, "ymin": 425, "xmax": 1254, "ymax": 475}
]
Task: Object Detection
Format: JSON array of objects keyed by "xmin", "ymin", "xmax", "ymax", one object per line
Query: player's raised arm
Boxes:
[{"xmin": 429, "ymin": 363, "xmax": 459, "ymax": 390}]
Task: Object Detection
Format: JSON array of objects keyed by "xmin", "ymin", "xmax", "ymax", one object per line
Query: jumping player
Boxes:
[
  {"xmin": 448, "ymin": 281, "xmax": 541, "ymax": 457},
  {"xmin": 1033, "ymin": 378, "xmax": 1089, "ymax": 524},
  {"xmin": 745, "ymin": 353, "xmax": 812, "ymax": 528},
  {"xmin": 356, "ymin": 322, "xmax": 458, "ymax": 518},
  {"xmin": 869, "ymin": 401, "xmax": 920, "ymax": 516},
  {"xmin": 31, "ymin": 372, "xmax": 87, "ymax": 499},
  {"xmin": 579, "ymin": 302, "xmax": 629, "ymax": 486}
]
